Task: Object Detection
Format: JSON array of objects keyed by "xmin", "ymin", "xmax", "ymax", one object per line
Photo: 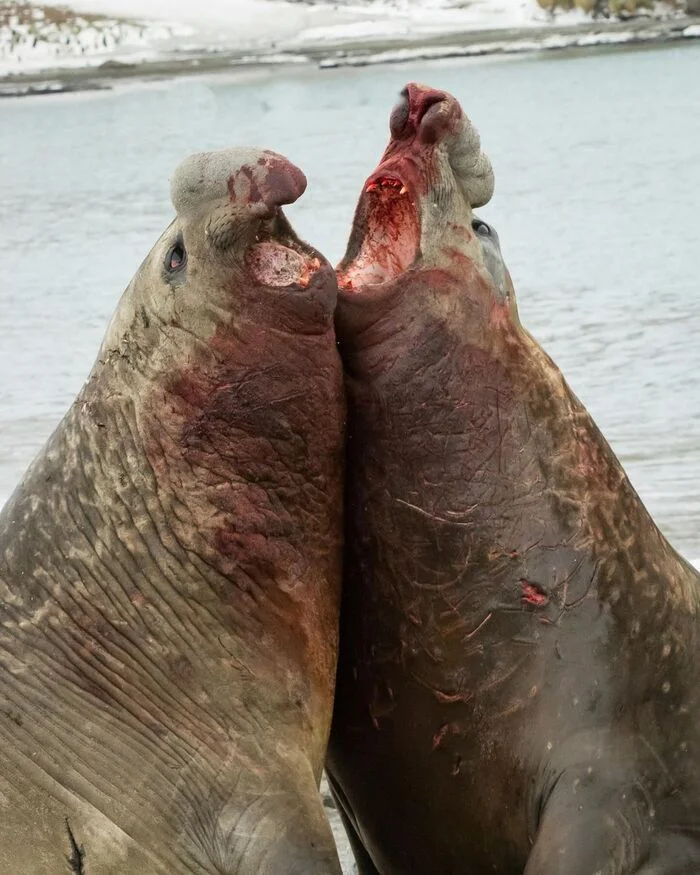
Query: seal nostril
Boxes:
[
  {"xmin": 404, "ymin": 83, "xmax": 447, "ymax": 127},
  {"xmin": 390, "ymin": 84, "xmax": 449, "ymax": 140},
  {"xmin": 418, "ymin": 100, "xmax": 451, "ymax": 145},
  {"xmin": 415, "ymin": 92, "xmax": 447, "ymax": 124},
  {"xmin": 389, "ymin": 91, "xmax": 411, "ymax": 139}
]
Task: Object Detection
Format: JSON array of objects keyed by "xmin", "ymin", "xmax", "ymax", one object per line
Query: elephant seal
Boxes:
[
  {"xmin": 0, "ymin": 148, "xmax": 345, "ymax": 874},
  {"xmin": 326, "ymin": 83, "xmax": 700, "ymax": 874}
]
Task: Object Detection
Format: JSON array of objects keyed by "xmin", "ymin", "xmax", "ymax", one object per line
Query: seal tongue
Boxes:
[{"xmin": 248, "ymin": 242, "xmax": 321, "ymax": 289}]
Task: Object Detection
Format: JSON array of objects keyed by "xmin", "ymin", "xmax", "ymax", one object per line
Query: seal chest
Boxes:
[
  {"xmin": 0, "ymin": 146, "xmax": 345, "ymax": 874},
  {"xmin": 328, "ymin": 84, "xmax": 700, "ymax": 874}
]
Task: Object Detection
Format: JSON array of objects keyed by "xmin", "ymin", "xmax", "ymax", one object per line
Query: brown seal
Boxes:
[
  {"xmin": 0, "ymin": 147, "xmax": 345, "ymax": 874},
  {"xmin": 327, "ymin": 83, "xmax": 700, "ymax": 874}
]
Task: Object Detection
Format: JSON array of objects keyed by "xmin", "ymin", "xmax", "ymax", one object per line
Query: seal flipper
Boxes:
[
  {"xmin": 197, "ymin": 779, "xmax": 342, "ymax": 875},
  {"xmin": 527, "ymin": 811, "xmax": 700, "ymax": 875},
  {"xmin": 524, "ymin": 775, "xmax": 679, "ymax": 875},
  {"xmin": 637, "ymin": 834, "xmax": 700, "ymax": 874},
  {"xmin": 257, "ymin": 806, "xmax": 342, "ymax": 875},
  {"xmin": 525, "ymin": 732, "xmax": 700, "ymax": 875},
  {"xmin": 525, "ymin": 791, "xmax": 649, "ymax": 875}
]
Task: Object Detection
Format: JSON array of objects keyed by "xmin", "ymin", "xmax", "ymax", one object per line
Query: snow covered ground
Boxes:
[
  {"xmin": 0, "ymin": 0, "xmax": 543, "ymax": 77},
  {"xmin": 1, "ymin": 0, "xmax": 697, "ymax": 81}
]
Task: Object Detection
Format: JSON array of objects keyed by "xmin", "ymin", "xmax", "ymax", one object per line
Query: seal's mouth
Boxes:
[
  {"xmin": 335, "ymin": 83, "xmax": 495, "ymax": 303},
  {"xmin": 247, "ymin": 209, "xmax": 326, "ymax": 291},
  {"xmin": 336, "ymin": 168, "xmax": 421, "ymax": 293}
]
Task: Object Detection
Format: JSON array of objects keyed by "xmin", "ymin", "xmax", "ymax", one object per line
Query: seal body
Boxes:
[
  {"xmin": 0, "ymin": 148, "xmax": 345, "ymax": 874},
  {"xmin": 327, "ymin": 84, "xmax": 700, "ymax": 874}
]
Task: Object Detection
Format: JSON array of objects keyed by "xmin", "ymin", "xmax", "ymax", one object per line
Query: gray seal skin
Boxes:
[
  {"xmin": 0, "ymin": 147, "xmax": 345, "ymax": 874},
  {"xmin": 326, "ymin": 82, "xmax": 700, "ymax": 874}
]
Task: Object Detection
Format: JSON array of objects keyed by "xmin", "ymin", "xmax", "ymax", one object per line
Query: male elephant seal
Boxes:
[
  {"xmin": 0, "ymin": 148, "xmax": 345, "ymax": 874},
  {"xmin": 326, "ymin": 83, "xmax": 700, "ymax": 874}
]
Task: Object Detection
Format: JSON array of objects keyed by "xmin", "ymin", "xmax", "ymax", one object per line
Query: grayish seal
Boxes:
[
  {"xmin": 327, "ymin": 83, "xmax": 700, "ymax": 875},
  {"xmin": 0, "ymin": 147, "xmax": 345, "ymax": 874}
]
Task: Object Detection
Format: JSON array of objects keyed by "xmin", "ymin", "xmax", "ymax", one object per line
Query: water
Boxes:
[{"xmin": 1, "ymin": 43, "xmax": 700, "ymax": 569}]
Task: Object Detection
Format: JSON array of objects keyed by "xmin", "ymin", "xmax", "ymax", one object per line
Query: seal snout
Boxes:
[
  {"xmin": 168, "ymin": 146, "xmax": 332, "ymax": 301},
  {"xmin": 390, "ymin": 83, "xmax": 460, "ymax": 146},
  {"xmin": 228, "ymin": 151, "xmax": 307, "ymax": 211},
  {"xmin": 383, "ymin": 84, "xmax": 494, "ymax": 209},
  {"xmin": 170, "ymin": 147, "xmax": 307, "ymax": 227},
  {"xmin": 337, "ymin": 84, "xmax": 498, "ymax": 295}
]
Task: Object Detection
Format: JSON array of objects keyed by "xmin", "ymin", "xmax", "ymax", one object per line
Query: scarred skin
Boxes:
[
  {"xmin": 326, "ymin": 83, "xmax": 700, "ymax": 874},
  {"xmin": 0, "ymin": 148, "xmax": 345, "ymax": 874}
]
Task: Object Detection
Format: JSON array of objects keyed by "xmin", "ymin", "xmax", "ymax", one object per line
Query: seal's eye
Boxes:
[
  {"xmin": 166, "ymin": 239, "xmax": 187, "ymax": 273},
  {"xmin": 472, "ymin": 220, "xmax": 491, "ymax": 238}
]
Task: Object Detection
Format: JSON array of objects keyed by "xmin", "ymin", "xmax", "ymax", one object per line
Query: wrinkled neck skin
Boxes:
[
  {"xmin": 341, "ymin": 251, "xmax": 699, "ymax": 683},
  {"xmin": 0, "ymin": 279, "xmax": 344, "ymax": 873},
  {"xmin": 331, "ymin": 83, "xmax": 700, "ymax": 872},
  {"xmin": 335, "ymin": 249, "xmax": 700, "ymax": 858}
]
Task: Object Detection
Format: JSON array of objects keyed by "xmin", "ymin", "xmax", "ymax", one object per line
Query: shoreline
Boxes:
[{"xmin": 1, "ymin": 12, "xmax": 699, "ymax": 98}]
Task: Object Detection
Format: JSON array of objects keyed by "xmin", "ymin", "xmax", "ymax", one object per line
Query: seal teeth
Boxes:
[{"xmin": 365, "ymin": 177, "xmax": 408, "ymax": 195}]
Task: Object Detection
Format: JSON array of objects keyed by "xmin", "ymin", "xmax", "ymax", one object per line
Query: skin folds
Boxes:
[
  {"xmin": 0, "ymin": 148, "xmax": 345, "ymax": 874},
  {"xmin": 327, "ymin": 84, "xmax": 700, "ymax": 875}
]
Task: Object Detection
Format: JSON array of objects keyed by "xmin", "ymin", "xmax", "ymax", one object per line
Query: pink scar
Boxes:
[{"xmin": 521, "ymin": 581, "xmax": 549, "ymax": 607}]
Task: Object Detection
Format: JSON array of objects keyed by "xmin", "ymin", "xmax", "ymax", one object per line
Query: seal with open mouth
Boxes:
[
  {"xmin": 0, "ymin": 148, "xmax": 345, "ymax": 874},
  {"xmin": 326, "ymin": 84, "xmax": 700, "ymax": 874}
]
